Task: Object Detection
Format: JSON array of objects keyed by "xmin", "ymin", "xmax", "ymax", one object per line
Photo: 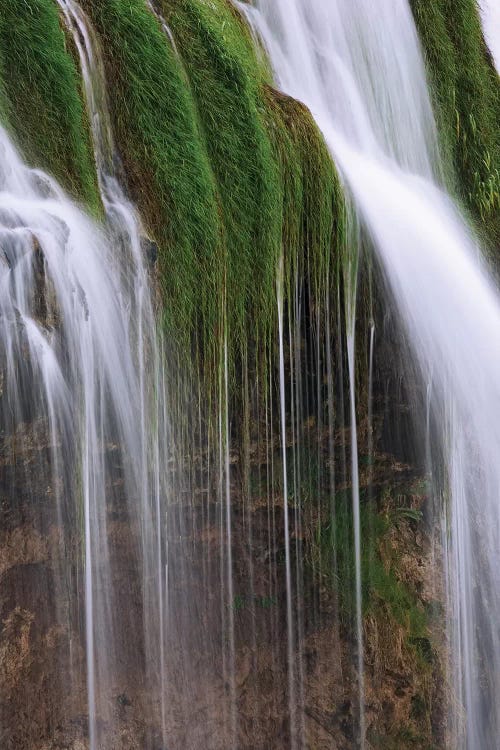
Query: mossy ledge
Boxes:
[
  {"xmin": 78, "ymin": 0, "xmax": 344, "ymax": 390},
  {"xmin": 0, "ymin": 0, "xmax": 100, "ymax": 212},
  {"xmin": 0, "ymin": 2, "xmax": 496, "ymax": 745},
  {"xmin": 411, "ymin": 0, "xmax": 500, "ymax": 248}
]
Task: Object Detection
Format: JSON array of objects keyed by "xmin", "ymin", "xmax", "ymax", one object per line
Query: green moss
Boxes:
[
  {"xmin": 263, "ymin": 87, "xmax": 343, "ymax": 302},
  {"xmin": 369, "ymin": 725, "xmax": 435, "ymax": 750},
  {"xmin": 311, "ymin": 488, "xmax": 428, "ymax": 651},
  {"xmin": 411, "ymin": 0, "xmax": 500, "ymax": 247},
  {"xmin": 0, "ymin": 0, "xmax": 99, "ymax": 211},
  {"xmin": 80, "ymin": 0, "xmax": 342, "ymax": 402},
  {"xmin": 160, "ymin": 0, "xmax": 284, "ymax": 362},
  {"xmin": 81, "ymin": 0, "xmax": 223, "ymax": 359}
]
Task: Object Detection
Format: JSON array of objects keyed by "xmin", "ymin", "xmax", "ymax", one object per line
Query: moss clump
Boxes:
[
  {"xmin": 80, "ymin": 0, "xmax": 223, "ymax": 359},
  {"xmin": 310, "ymin": 488, "xmax": 428, "ymax": 646},
  {"xmin": 263, "ymin": 86, "xmax": 343, "ymax": 303},
  {"xmin": 0, "ymin": 0, "xmax": 99, "ymax": 211},
  {"xmin": 160, "ymin": 0, "xmax": 344, "ymax": 426},
  {"xmin": 411, "ymin": 0, "xmax": 500, "ymax": 247},
  {"xmin": 160, "ymin": 0, "xmax": 283, "ymax": 357},
  {"xmin": 80, "ymin": 0, "xmax": 342, "ymax": 400}
]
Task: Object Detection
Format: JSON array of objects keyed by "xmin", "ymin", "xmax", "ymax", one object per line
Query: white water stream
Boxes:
[
  {"xmin": 0, "ymin": 2, "xmax": 170, "ymax": 747},
  {"xmin": 242, "ymin": 0, "xmax": 500, "ymax": 746},
  {"xmin": 2, "ymin": 0, "xmax": 498, "ymax": 746},
  {"xmin": 0, "ymin": 121, "xmax": 169, "ymax": 746}
]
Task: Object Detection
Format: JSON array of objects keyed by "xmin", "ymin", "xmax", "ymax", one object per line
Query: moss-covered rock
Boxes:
[
  {"xmin": 77, "ymin": 0, "xmax": 342, "ymax": 397},
  {"xmin": 0, "ymin": 0, "xmax": 99, "ymax": 211},
  {"xmin": 160, "ymin": 0, "xmax": 283, "ymax": 354},
  {"xmin": 80, "ymin": 0, "xmax": 223, "ymax": 359},
  {"xmin": 411, "ymin": 0, "xmax": 500, "ymax": 248}
]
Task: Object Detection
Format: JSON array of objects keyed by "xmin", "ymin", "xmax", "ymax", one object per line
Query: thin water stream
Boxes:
[
  {"xmin": 2, "ymin": 0, "xmax": 498, "ymax": 747},
  {"xmin": 0, "ymin": 2, "xmax": 171, "ymax": 748},
  {"xmin": 243, "ymin": 0, "xmax": 500, "ymax": 745},
  {"xmin": 0, "ymin": 122, "xmax": 168, "ymax": 747}
]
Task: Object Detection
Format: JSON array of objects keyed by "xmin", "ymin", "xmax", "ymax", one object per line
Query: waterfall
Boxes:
[
  {"xmin": 243, "ymin": 0, "xmax": 500, "ymax": 746},
  {"xmin": 0, "ymin": 3, "xmax": 169, "ymax": 748},
  {"xmin": 1, "ymin": 0, "xmax": 498, "ymax": 747},
  {"xmin": 0, "ymin": 126, "xmax": 169, "ymax": 746}
]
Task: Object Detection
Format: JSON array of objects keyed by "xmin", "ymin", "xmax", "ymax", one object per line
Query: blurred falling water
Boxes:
[
  {"xmin": 0, "ymin": 2, "xmax": 170, "ymax": 748},
  {"xmin": 2, "ymin": 0, "xmax": 499, "ymax": 747},
  {"xmin": 0, "ymin": 123, "xmax": 170, "ymax": 744},
  {"xmin": 243, "ymin": 0, "xmax": 500, "ymax": 746},
  {"xmin": 57, "ymin": 4, "xmax": 245, "ymax": 748}
]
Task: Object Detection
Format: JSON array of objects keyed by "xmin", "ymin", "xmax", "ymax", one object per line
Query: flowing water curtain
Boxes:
[
  {"xmin": 2, "ymin": 0, "xmax": 498, "ymax": 747},
  {"xmin": 57, "ymin": 3, "xmax": 256, "ymax": 747},
  {"xmin": 0, "ymin": 2, "xmax": 171, "ymax": 743},
  {"xmin": 244, "ymin": 0, "xmax": 500, "ymax": 746},
  {"xmin": 58, "ymin": 2, "xmax": 174, "ymax": 746}
]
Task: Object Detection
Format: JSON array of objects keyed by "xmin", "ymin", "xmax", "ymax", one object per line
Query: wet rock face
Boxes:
[
  {"xmin": 31, "ymin": 236, "xmax": 61, "ymax": 331},
  {"xmin": 0, "ymin": 368, "xmax": 447, "ymax": 749},
  {"xmin": 148, "ymin": 457, "xmax": 446, "ymax": 750},
  {"xmin": 141, "ymin": 236, "xmax": 159, "ymax": 268},
  {"xmin": 0, "ymin": 424, "xmax": 84, "ymax": 750},
  {"xmin": 0, "ymin": 414, "xmax": 158, "ymax": 749}
]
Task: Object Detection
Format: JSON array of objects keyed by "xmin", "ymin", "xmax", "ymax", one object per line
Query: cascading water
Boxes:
[
  {"xmin": 56, "ymin": 6, "xmax": 246, "ymax": 749},
  {"xmin": 0, "ymin": 127, "xmax": 169, "ymax": 746},
  {"xmin": 2, "ymin": 0, "xmax": 498, "ymax": 747},
  {"xmin": 243, "ymin": 0, "xmax": 500, "ymax": 746},
  {"xmin": 0, "ymin": 3, "xmax": 169, "ymax": 748}
]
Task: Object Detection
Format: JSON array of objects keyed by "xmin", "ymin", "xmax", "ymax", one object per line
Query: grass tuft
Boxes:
[{"xmin": 0, "ymin": 0, "xmax": 99, "ymax": 211}]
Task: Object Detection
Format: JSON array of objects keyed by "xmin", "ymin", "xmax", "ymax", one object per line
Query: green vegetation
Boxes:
[
  {"xmin": 369, "ymin": 725, "xmax": 436, "ymax": 750},
  {"xmin": 0, "ymin": 0, "xmax": 99, "ymax": 211},
  {"xmin": 161, "ymin": 0, "xmax": 282, "ymax": 353},
  {"xmin": 306, "ymin": 480, "xmax": 437, "ymax": 746},
  {"xmin": 0, "ymin": 4, "xmax": 466, "ymax": 744},
  {"xmin": 266, "ymin": 441, "xmax": 430, "ymax": 640},
  {"xmin": 79, "ymin": 0, "xmax": 343, "ymax": 407},
  {"xmin": 264, "ymin": 86, "xmax": 343, "ymax": 306},
  {"xmin": 81, "ymin": 0, "xmax": 223, "ymax": 359},
  {"xmin": 411, "ymin": 0, "xmax": 500, "ymax": 247},
  {"xmin": 276, "ymin": 444, "xmax": 432, "ymax": 668},
  {"xmin": 160, "ymin": 0, "xmax": 342, "ymax": 349},
  {"xmin": 0, "ymin": 0, "xmax": 342, "ymax": 399},
  {"xmin": 310, "ymin": 486, "xmax": 429, "ymax": 648}
]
